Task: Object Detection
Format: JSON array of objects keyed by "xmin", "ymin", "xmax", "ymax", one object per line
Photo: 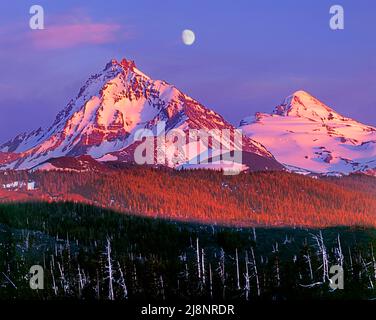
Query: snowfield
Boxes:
[{"xmin": 240, "ymin": 90, "xmax": 376, "ymax": 175}]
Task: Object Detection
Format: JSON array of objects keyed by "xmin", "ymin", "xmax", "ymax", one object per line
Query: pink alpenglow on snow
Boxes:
[
  {"xmin": 240, "ymin": 90, "xmax": 376, "ymax": 176},
  {"xmin": 0, "ymin": 58, "xmax": 282, "ymax": 173}
]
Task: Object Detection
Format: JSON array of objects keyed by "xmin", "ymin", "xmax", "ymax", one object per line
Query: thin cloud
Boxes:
[{"xmin": 30, "ymin": 22, "xmax": 130, "ymax": 49}]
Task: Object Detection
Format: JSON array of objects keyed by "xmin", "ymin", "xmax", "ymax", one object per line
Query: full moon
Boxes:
[{"xmin": 182, "ymin": 29, "xmax": 195, "ymax": 46}]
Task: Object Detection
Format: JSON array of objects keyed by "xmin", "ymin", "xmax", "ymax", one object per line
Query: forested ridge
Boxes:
[{"xmin": 0, "ymin": 168, "xmax": 375, "ymax": 227}]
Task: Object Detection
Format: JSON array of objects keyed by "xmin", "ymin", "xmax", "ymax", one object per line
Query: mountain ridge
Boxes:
[
  {"xmin": 1, "ymin": 57, "xmax": 374, "ymax": 175},
  {"xmin": 240, "ymin": 90, "xmax": 376, "ymax": 176},
  {"xmin": 0, "ymin": 57, "xmax": 281, "ymax": 172}
]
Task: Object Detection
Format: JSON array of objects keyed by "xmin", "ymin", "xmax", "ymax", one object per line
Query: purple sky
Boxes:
[{"xmin": 0, "ymin": 0, "xmax": 375, "ymax": 143}]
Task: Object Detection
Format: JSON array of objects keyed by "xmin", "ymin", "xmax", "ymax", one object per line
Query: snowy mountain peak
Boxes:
[
  {"xmin": 105, "ymin": 58, "xmax": 135, "ymax": 72},
  {"xmin": 103, "ymin": 58, "xmax": 150, "ymax": 80},
  {"xmin": 0, "ymin": 56, "xmax": 280, "ymax": 171},
  {"xmin": 240, "ymin": 90, "xmax": 376, "ymax": 176},
  {"xmin": 119, "ymin": 58, "xmax": 136, "ymax": 70},
  {"xmin": 273, "ymin": 90, "xmax": 345, "ymax": 122}
]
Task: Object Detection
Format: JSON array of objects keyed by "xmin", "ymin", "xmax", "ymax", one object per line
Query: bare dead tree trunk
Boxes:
[
  {"xmin": 235, "ymin": 248, "xmax": 240, "ymax": 290},
  {"xmin": 337, "ymin": 234, "xmax": 344, "ymax": 267},
  {"xmin": 160, "ymin": 275, "xmax": 165, "ymax": 300},
  {"xmin": 117, "ymin": 262, "xmax": 128, "ymax": 299},
  {"xmin": 360, "ymin": 253, "xmax": 374, "ymax": 289},
  {"xmin": 322, "ymin": 235, "xmax": 329, "ymax": 283},
  {"xmin": 251, "ymin": 247, "xmax": 260, "ymax": 296},
  {"xmin": 105, "ymin": 238, "xmax": 115, "ymax": 300},
  {"xmin": 305, "ymin": 251, "xmax": 314, "ymax": 281},
  {"xmin": 77, "ymin": 264, "xmax": 83, "ymax": 298},
  {"xmin": 252, "ymin": 227, "xmax": 257, "ymax": 243},
  {"xmin": 348, "ymin": 247, "xmax": 354, "ymax": 277},
  {"xmin": 58, "ymin": 262, "xmax": 67, "ymax": 295},
  {"xmin": 314, "ymin": 231, "xmax": 328, "ymax": 283},
  {"xmin": 217, "ymin": 248, "xmax": 226, "ymax": 299},
  {"xmin": 196, "ymin": 238, "xmax": 201, "ymax": 280},
  {"xmin": 82, "ymin": 269, "xmax": 87, "ymax": 288},
  {"xmin": 201, "ymin": 248, "xmax": 206, "ymax": 285},
  {"xmin": 371, "ymin": 246, "xmax": 376, "ymax": 281},
  {"xmin": 50, "ymin": 261, "xmax": 58, "ymax": 296},
  {"xmin": 244, "ymin": 251, "xmax": 250, "ymax": 301}
]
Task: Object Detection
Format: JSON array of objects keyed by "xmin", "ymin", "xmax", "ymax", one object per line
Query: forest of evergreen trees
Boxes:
[
  {"xmin": 1, "ymin": 167, "xmax": 375, "ymax": 300},
  {"xmin": 0, "ymin": 167, "xmax": 375, "ymax": 227}
]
